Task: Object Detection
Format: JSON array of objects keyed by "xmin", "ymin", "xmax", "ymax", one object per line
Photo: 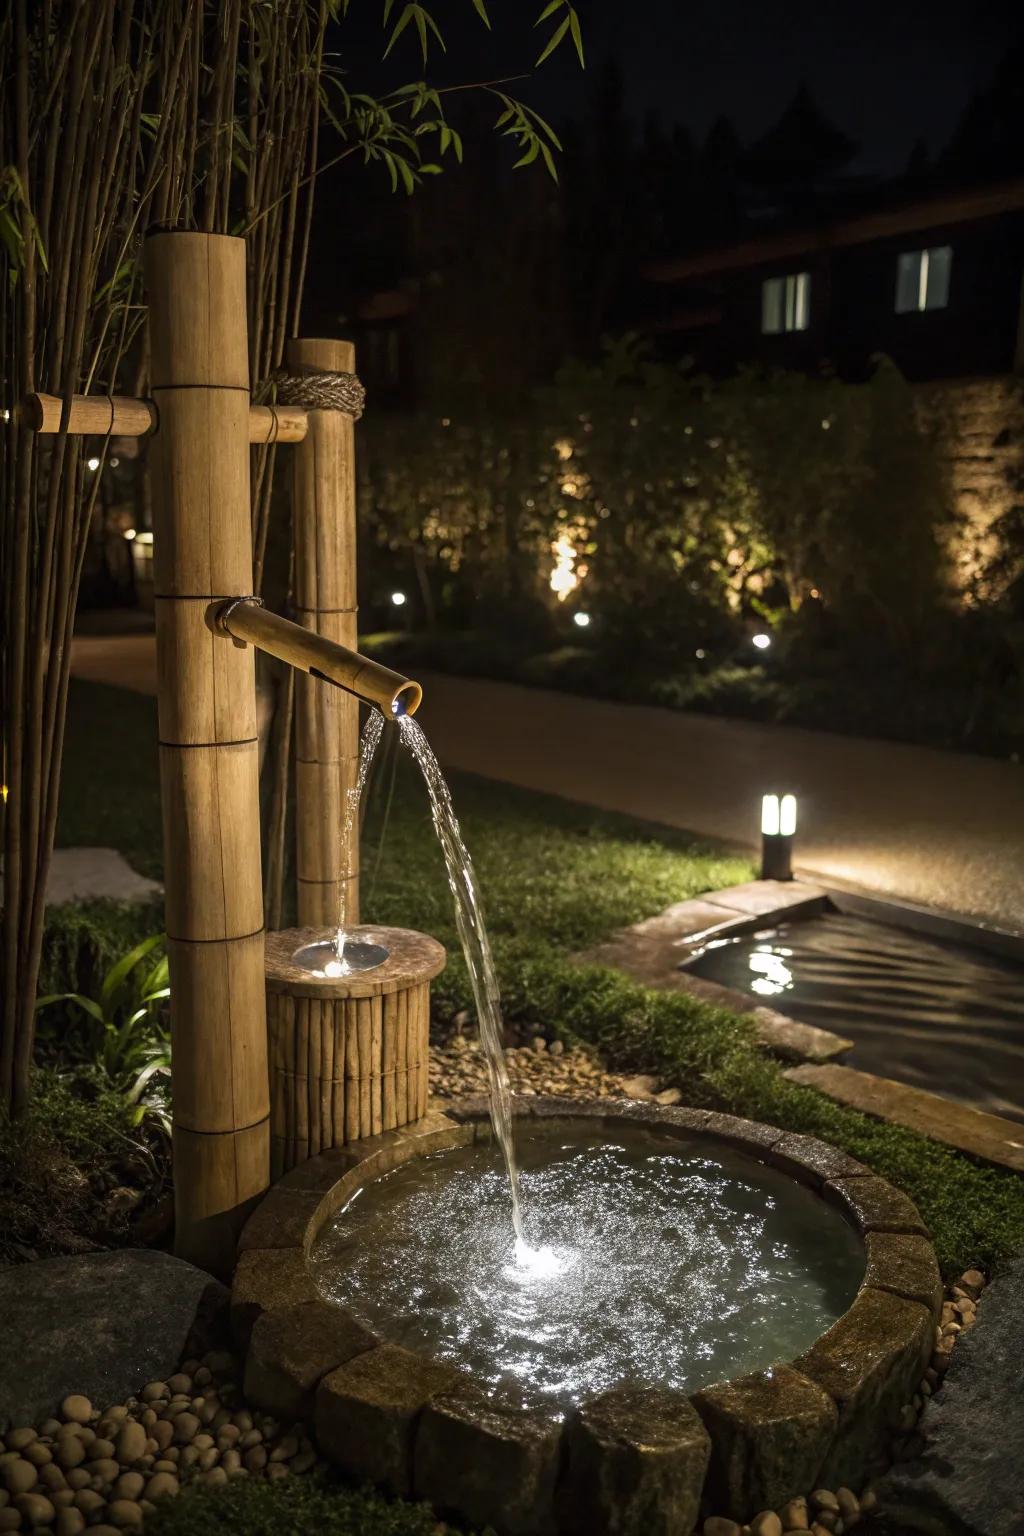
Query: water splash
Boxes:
[
  {"xmin": 335, "ymin": 708, "xmax": 386, "ymax": 967},
  {"xmin": 397, "ymin": 712, "xmax": 525, "ymax": 1244}
]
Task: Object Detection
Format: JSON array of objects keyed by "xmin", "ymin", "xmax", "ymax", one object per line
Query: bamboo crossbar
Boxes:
[
  {"xmin": 216, "ymin": 599, "xmax": 422, "ymax": 717},
  {"xmin": 22, "ymin": 391, "xmax": 308, "ymax": 443}
]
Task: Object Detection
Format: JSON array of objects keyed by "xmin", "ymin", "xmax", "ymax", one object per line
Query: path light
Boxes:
[
  {"xmin": 573, "ymin": 611, "xmax": 591, "ymax": 628},
  {"xmin": 752, "ymin": 632, "xmax": 772, "ymax": 650},
  {"xmin": 391, "ymin": 590, "xmax": 407, "ymax": 607},
  {"xmin": 86, "ymin": 456, "xmax": 100, "ymax": 472},
  {"xmin": 761, "ymin": 793, "xmax": 797, "ymax": 881}
]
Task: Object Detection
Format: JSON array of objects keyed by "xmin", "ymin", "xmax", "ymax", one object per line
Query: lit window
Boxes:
[
  {"xmin": 895, "ymin": 246, "xmax": 952, "ymax": 313},
  {"xmin": 761, "ymin": 272, "xmax": 810, "ymax": 334}
]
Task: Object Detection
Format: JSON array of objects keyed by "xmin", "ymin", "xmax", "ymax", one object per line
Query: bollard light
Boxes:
[{"xmin": 761, "ymin": 793, "xmax": 797, "ymax": 880}]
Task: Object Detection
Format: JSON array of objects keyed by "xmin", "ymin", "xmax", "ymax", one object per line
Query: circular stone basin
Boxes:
[{"xmin": 310, "ymin": 1117, "xmax": 865, "ymax": 1414}]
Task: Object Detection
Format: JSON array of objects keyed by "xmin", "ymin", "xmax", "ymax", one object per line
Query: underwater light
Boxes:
[{"xmin": 761, "ymin": 794, "xmax": 797, "ymax": 881}]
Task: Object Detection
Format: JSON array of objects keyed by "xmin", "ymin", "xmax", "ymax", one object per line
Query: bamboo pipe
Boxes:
[
  {"xmin": 145, "ymin": 229, "xmax": 270, "ymax": 1279},
  {"xmin": 22, "ymin": 391, "xmax": 308, "ymax": 442},
  {"xmin": 289, "ymin": 336, "xmax": 360, "ymax": 930},
  {"xmin": 215, "ymin": 599, "xmax": 422, "ymax": 717}
]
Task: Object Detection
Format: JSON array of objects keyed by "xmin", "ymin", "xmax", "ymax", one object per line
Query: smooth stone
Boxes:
[
  {"xmin": 704, "ymin": 1520, "xmax": 742, "ymax": 1536},
  {"xmin": 112, "ymin": 1473, "xmax": 144, "ymax": 1501},
  {"xmin": 5, "ymin": 1434, "xmax": 36, "ymax": 1454},
  {"xmin": 144, "ymin": 1473, "xmax": 179, "ymax": 1500},
  {"xmin": 172, "ymin": 1414, "xmax": 200, "ymax": 1445},
  {"xmin": 1, "ymin": 1459, "xmax": 38, "ymax": 1495},
  {"xmin": 54, "ymin": 1438, "xmax": 85, "ymax": 1471},
  {"xmin": 55, "ymin": 1510, "xmax": 86, "ymax": 1536},
  {"xmin": 114, "ymin": 1424, "xmax": 146, "ymax": 1465},
  {"xmin": 781, "ymin": 1496, "xmax": 809, "ymax": 1530},
  {"xmin": 750, "ymin": 1514, "xmax": 783, "ymax": 1536},
  {"xmin": 0, "ymin": 1253, "xmax": 228, "ymax": 1426},
  {"xmin": 106, "ymin": 1499, "xmax": 143, "ymax": 1528},
  {"xmin": 13, "ymin": 1492, "xmax": 56, "ymax": 1527},
  {"xmin": 61, "ymin": 1399, "xmax": 92, "ymax": 1426}
]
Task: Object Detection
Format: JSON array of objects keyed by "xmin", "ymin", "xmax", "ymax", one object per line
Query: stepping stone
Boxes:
[
  {"xmin": 45, "ymin": 847, "xmax": 162, "ymax": 906},
  {"xmin": 878, "ymin": 1254, "xmax": 1024, "ymax": 1536},
  {"xmin": 0, "ymin": 1250, "xmax": 227, "ymax": 1425}
]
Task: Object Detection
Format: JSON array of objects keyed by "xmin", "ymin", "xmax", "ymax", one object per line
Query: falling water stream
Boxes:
[
  {"xmin": 396, "ymin": 712, "xmax": 527, "ymax": 1247},
  {"xmin": 332, "ymin": 708, "xmax": 386, "ymax": 970}
]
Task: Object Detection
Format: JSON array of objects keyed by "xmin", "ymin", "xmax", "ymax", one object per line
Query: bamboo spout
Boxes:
[{"xmin": 214, "ymin": 599, "xmax": 422, "ymax": 717}]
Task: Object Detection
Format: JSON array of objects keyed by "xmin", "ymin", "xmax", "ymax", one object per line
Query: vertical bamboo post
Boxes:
[
  {"xmin": 291, "ymin": 338, "xmax": 361, "ymax": 930},
  {"xmin": 146, "ymin": 230, "xmax": 270, "ymax": 1277}
]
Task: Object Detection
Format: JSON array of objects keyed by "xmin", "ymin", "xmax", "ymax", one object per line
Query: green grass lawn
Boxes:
[{"xmin": 52, "ymin": 679, "xmax": 1024, "ymax": 1276}]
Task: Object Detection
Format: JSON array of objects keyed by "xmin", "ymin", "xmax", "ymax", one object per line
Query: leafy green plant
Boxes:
[
  {"xmin": 144, "ymin": 1470, "xmax": 472, "ymax": 1536},
  {"xmin": 36, "ymin": 935, "xmax": 171, "ymax": 1133}
]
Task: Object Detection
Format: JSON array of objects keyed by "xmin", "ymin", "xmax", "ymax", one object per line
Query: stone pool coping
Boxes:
[{"xmin": 233, "ymin": 1097, "xmax": 941, "ymax": 1535}]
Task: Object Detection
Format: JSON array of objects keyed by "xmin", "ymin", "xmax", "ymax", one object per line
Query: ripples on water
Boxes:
[
  {"xmin": 311, "ymin": 1122, "xmax": 864, "ymax": 1414},
  {"xmin": 687, "ymin": 911, "xmax": 1024, "ymax": 1123}
]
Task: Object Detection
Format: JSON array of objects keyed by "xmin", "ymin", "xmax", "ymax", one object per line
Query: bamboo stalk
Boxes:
[
  {"xmin": 370, "ymin": 996, "xmax": 383, "ymax": 1135},
  {"xmin": 382, "ymin": 988, "xmax": 398, "ymax": 1130},
  {"xmin": 217, "ymin": 599, "xmax": 421, "ymax": 717},
  {"xmin": 397, "ymin": 987, "xmax": 409, "ymax": 1126},
  {"xmin": 357, "ymin": 996, "xmax": 372, "ymax": 1138},
  {"xmin": 416, "ymin": 983, "xmax": 429, "ymax": 1120},
  {"xmin": 282, "ymin": 992, "xmax": 296, "ymax": 1171},
  {"xmin": 22, "ymin": 391, "xmax": 308, "ymax": 442},
  {"xmin": 345, "ymin": 997, "xmax": 360, "ymax": 1144},
  {"xmin": 332, "ymin": 1000, "xmax": 346, "ymax": 1144},
  {"xmin": 320, "ymin": 997, "xmax": 333, "ymax": 1150},
  {"xmin": 289, "ymin": 337, "xmax": 360, "ymax": 929},
  {"xmin": 146, "ymin": 229, "xmax": 268, "ymax": 1277},
  {"xmin": 307, "ymin": 997, "xmax": 320, "ymax": 1157},
  {"xmin": 295, "ymin": 996, "xmax": 310, "ymax": 1161}
]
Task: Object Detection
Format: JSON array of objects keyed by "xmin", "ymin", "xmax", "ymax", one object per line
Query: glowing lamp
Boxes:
[
  {"xmin": 573, "ymin": 611, "xmax": 591, "ymax": 628},
  {"xmin": 761, "ymin": 793, "xmax": 797, "ymax": 881},
  {"xmin": 391, "ymin": 590, "xmax": 407, "ymax": 607},
  {"xmin": 752, "ymin": 632, "xmax": 771, "ymax": 650}
]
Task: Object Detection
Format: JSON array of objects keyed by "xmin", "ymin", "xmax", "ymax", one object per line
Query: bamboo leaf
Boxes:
[
  {"xmin": 569, "ymin": 7, "xmax": 585, "ymax": 66},
  {"xmin": 536, "ymin": 13, "xmax": 570, "ymax": 66},
  {"xmin": 469, "ymin": 0, "xmax": 491, "ymax": 24}
]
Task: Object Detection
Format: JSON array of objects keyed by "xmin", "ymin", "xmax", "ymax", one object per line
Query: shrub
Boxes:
[{"xmin": 144, "ymin": 1472, "xmax": 469, "ymax": 1536}]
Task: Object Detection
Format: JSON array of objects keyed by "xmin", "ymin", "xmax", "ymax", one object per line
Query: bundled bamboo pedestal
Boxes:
[{"xmin": 265, "ymin": 927, "xmax": 445, "ymax": 1176}]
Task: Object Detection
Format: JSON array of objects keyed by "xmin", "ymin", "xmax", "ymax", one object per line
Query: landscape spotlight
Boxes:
[
  {"xmin": 752, "ymin": 632, "xmax": 772, "ymax": 650},
  {"xmin": 391, "ymin": 591, "xmax": 407, "ymax": 607},
  {"xmin": 573, "ymin": 611, "xmax": 591, "ymax": 628},
  {"xmin": 761, "ymin": 793, "xmax": 797, "ymax": 881}
]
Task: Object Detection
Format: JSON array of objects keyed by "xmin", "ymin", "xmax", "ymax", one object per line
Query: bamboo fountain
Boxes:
[{"xmin": 26, "ymin": 228, "xmax": 441, "ymax": 1276}]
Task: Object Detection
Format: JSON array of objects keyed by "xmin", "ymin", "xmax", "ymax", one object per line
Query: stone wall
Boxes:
[{"xmin": 915, "ymin": 374, "xmax": 1024, "ymax": 595}]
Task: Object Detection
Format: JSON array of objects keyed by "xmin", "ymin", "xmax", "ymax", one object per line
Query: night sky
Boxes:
[{"xmin": 367, "ymin": 0, "xmax": 1021, "ymax": 178}]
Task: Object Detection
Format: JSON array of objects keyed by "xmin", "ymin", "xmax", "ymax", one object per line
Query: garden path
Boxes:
[{"xmin": 68, "ymin": 635, "xmax": 1024, "ymax": 932}]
